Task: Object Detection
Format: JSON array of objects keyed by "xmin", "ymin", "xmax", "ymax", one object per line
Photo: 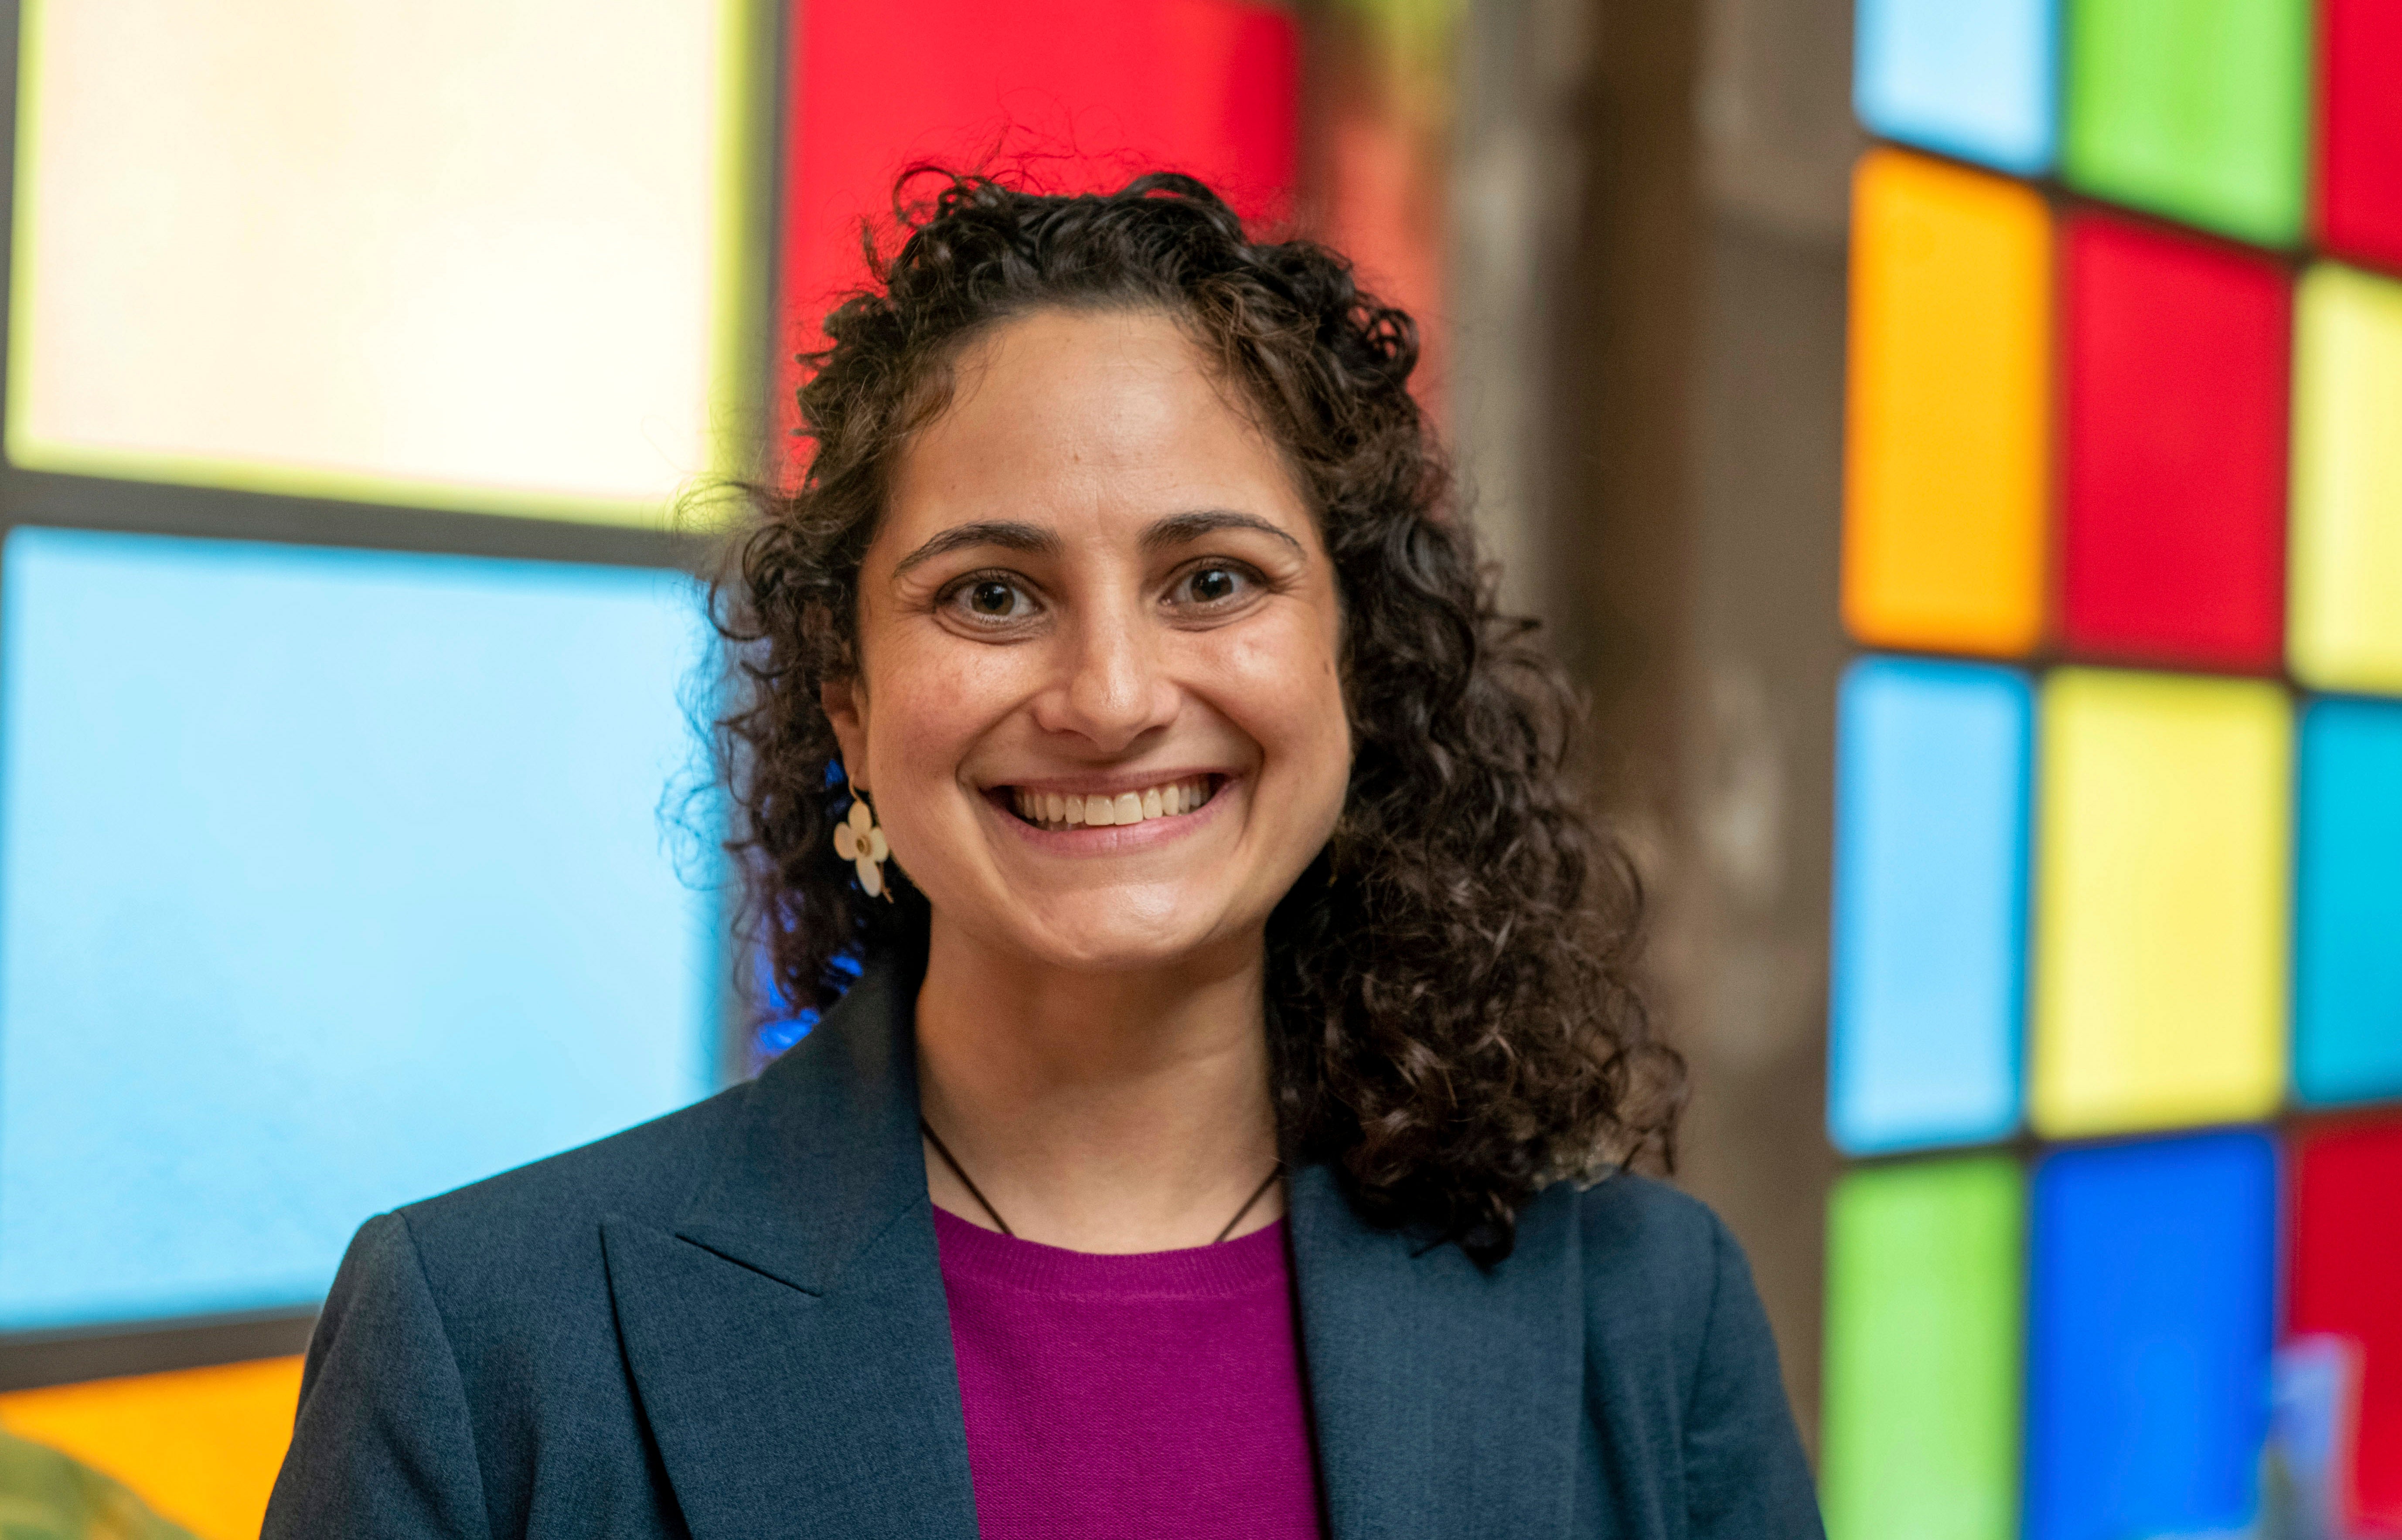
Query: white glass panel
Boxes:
[{"xmin": 9, "ymin": 0, "xmax": 752, "ymax": 520}]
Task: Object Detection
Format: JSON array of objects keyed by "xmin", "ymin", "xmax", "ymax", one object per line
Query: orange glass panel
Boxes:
[
  {"xmin": 0, "ymin": 1356, "xmax": 303, "ymax": 1540},
  {"xmin": 1844, "ymin": 148, "xmax": 2052, "ymax": 656}
]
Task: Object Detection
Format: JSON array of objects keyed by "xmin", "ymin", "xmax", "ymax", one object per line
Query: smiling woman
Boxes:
[
  {"xmin": 822, "ymin": 303, "xmax": 1352, "ymax": 1050},
  {"xmin": 263, "ymin": 174, "xmax": 1825, "ymax": 1540}
]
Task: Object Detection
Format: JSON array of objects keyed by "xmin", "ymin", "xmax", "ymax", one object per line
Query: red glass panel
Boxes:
[
  {"xmin": 2060, "ymin": 213, "xmax": 2290, "ymax": 672},
  {"xmin": 775, "ymin": 0, "xmax": 1301, "ymax": 460},
  {"xmin": 2290, "ymin": 1117, "xmax": 2402, "ymax": 1533},
  {"xmin": 2317, "ymin": 0, "xmax": 2402, "ymax": 275}
]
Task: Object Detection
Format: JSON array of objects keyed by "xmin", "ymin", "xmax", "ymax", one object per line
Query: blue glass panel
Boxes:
[
  {"xmin": 1828, "ymin": 656, "xmax": 2031, "ymax": 1154},
  {"xmin": 2297, "ymin": 697, "xmax": 2402, "ymax": 1106},
  {"xmin": 1855, "ymin": 0, "xmax": 2059, "ymax": 175},
  {"xmin": 2026, "ymin": 1131, "xmax": 2278, "ymax": 1540},
  {"xmin": 0, "ymin": 527, "xmax": 721, "ymax": 1331}
]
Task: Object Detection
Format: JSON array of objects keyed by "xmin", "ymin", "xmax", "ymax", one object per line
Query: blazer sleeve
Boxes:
[
  {"xmin": 1681, "ymin": 1216, "xmax": 1826, "ymax": 1539},
  {"xmin": 264, "ymin": 1212, "xmax": 494, "ymax": 1540}
]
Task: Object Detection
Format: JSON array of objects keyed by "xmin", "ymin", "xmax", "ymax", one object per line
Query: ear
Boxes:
[{"xmin": 821, "ymin": 675, "xmax": 868, "ymax": 789}]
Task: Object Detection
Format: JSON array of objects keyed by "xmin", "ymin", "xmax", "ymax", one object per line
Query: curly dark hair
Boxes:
[{"xmin": 714, "ymin": 169, "xmax": 1682, "ymax": 1262}]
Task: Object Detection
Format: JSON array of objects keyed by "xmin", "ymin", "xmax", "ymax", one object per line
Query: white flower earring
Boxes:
[{"xmin": 832, "ymin": 787, "xmax": 893, "ymax": 901}]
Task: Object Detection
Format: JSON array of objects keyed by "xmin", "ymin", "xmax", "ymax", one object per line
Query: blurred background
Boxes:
[{"xmin": 0, "ymin": 0, "xmax": 2395, "ymax": 1537}]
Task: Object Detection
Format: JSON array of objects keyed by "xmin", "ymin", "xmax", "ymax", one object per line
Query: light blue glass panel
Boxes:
[
  {"xmin": 0, "ymin": 528, "xmax": 721, "ymax": 1332},
  {"xmin": 2296, "ymin": 697, "xmax": 2402, "ymax": 1106},
  {"xmin": 1829, "ymin": 656, "xmax": 2030, "ymax": 1154},
  {"xmin": 2026, "ymin": 1132, "xmax": 2278, "ymax": 1540},
  {"xmin": 1855, "ymin": 0, "xmax": 2059, "ymax": 176}
]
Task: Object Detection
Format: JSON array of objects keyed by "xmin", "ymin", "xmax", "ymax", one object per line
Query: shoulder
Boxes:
[
  {"xmin": 302, "ymin": 1084, "xmax": 757, "ymax": 1463},
  {"xmin": 409, "ymin": 1078, "xmax": 751, "ymax": 1234},
  {"xmin": 1558, "ymin": 1172, "xmax": 1823, "ymax": 1534},
  {"xmin": 370, "ymin": 1081, "xmax": 753, "ymax": 1308},
  {"xmin": 1555, "ymin": 1172, "xmax": 1769, "ymax": 1391},
  {"xmin": 1566, "ymin": 1168, "xmax": 1731, "ymax": 1295},
  {"xmin": 280, "ymin": 1091, "xmax": 757, "ymax": 1540}
]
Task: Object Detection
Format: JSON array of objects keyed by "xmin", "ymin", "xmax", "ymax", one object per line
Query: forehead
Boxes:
[{"xmin": 882, "ymin": 306, "xmax": 1309, "ymax": 542}]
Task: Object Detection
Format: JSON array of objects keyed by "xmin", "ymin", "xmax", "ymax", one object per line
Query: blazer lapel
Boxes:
[
  {"xmin": 603, "ymin": 943, "xmax": 1586, "ymax": 1540},
  {"xmin": 603, "ymin": 948, "xmax": 980, "ymax": 1540},
  {"xmin": 1290, "ymin": 1166, "xmax": 1584, "ymax": 1540}
]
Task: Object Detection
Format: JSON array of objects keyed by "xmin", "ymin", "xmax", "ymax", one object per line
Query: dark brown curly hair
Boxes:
[{"xmin": 714, "ymin": 169, "xmax": 1682, "ymax": 1262}]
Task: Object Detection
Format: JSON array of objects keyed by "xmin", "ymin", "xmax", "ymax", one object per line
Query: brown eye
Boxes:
[
  {"xmin": 1188, "ymin": 567, "xmax": 1239, "ymax": 603},
  {"xmin": 941, "ymin": 574, "xmax": 1037, "ymax": 628}
]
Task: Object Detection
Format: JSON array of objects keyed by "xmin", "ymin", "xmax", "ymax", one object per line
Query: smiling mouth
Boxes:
[{"xmin": 999, "ymin": 775, "xmax": 1223, "ymax": 832}]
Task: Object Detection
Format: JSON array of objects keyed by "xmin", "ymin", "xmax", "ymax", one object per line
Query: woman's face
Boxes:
[{"xmin": 826, "ymin": 306, "xmax": 1350, "ymax": 975}]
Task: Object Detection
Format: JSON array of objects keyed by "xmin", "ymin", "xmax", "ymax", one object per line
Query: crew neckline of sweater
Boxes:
[{"xmin": 931, "ymin": 1204, "xmax": 1288, "ymax": 1300}]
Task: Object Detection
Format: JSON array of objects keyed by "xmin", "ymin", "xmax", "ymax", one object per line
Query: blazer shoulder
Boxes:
[
  {"xmin": 1567, "ymin": 1177, "xmax": 1825, "ymax": 1535},
  {"xmin": 1564, "ymin": 1171, "xmax": 1746, "ymax": 1356},
  {"xmin": 1570, "ymin": 1169, "xmax": 1726, "ymax": 1284},
  {"xmin": 287, "ymin": 1090, "xmax": 760, "ymax": 1540},
  {"xmin": 398, "ymin": 1081, "xmax": 753, "ymax": 1265}
]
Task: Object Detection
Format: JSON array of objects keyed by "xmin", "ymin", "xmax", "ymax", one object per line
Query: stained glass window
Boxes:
[
  {"xmin": 2061, "ymin": 0, "xmax": 2310, "ymax": 247},
  {"xmin": 1843, "ymin": 151, "xmax": 2051, "ymax": 657},
  {"xmin": 2059, "ymin": 214, "xmax": 2290, "ymax": 673},
  {"xmin": 8, "ymin": 0, "xmax": 760, "ymax": 520},
  {"xmin": 0, "ymin": 529, "xmax": 720, "ymax": 1331},
  {"xmin": 1853, "ymin": 0, "xmax": 2056, "ymax": 174},
  {"xmin": 1829, "ymin": 659, "xmax": 2029, "ymax": 1154}
]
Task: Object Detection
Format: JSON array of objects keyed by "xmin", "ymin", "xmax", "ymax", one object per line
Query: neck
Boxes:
[{"xmin": 913, "ymin": 917, "xmax": 1282, "ymax": 1253}]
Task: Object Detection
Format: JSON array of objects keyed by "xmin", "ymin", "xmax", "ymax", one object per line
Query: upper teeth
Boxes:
[{"xmin": 1010, "ymin": 778, "xmax": 1213, "ymax": 830}]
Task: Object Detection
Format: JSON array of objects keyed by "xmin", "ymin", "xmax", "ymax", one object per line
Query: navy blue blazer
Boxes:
[{"xmin": 265, "ymin": 950, "xmax": 1823, "ymax": 1539}]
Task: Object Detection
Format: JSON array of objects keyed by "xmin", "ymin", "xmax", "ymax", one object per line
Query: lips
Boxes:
[{"xmin": 1003, "ymin": 775, "xmax": 1219, "ymax": 832}]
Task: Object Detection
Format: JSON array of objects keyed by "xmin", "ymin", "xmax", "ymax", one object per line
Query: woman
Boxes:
[{"xmin": 266, "ymin": 173, "xmax": 1822, "ymax": 1539}]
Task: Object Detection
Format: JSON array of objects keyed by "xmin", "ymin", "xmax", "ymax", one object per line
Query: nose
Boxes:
[{"xmin": 1030, "ymin": 596, "xmax": 1179, "ymax": 754}]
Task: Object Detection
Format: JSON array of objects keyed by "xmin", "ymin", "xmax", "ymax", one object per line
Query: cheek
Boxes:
[
  {"xmin": 1220, "ymin": 615, "xmax": 1350, "ymax": 804},
  {"xmin": 860, "ymin": 669, "xmax": 994, "ymax": 893},
  {"xmin": 862, "ymin": 647, "xmax": 1011, "ymax": 798}
]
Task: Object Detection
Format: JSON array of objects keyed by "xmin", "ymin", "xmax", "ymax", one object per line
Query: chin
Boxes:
[{"xmin": 999, "ymin": 891, "xmax": 1244, "ymax": 975}]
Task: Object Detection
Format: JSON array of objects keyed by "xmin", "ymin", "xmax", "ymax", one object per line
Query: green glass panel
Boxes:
[
  {"xmin": 2062, "ymin": 0, "xmax": 2310, "ymax": 247},
  {"xmin": 1822, "ymin": 1156, "xmax": 2024, "ymax": 1540}
]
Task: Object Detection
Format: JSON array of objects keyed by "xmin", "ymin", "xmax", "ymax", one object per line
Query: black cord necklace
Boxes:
[{"xmin": 920, "ymin": 1117, "xmax": 1283, "ymax": 1244}]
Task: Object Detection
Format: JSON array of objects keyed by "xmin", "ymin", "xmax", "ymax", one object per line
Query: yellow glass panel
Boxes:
[
  {"xmin": 8, "ymin": 0, "xmax": 766, "ymax": 523},
  {"xmin": 2290, "ymin": 263, "xmax": 2402, "ymax": 696},
  {"xmin": 1843, "ymin": 148, "xmax": 2052, "ymax": 657},
  {"xmin": 0, "ymin": 1357, "xmax": 302, "ymax": 1540},
  {"xmin": 2030, "ymin": 670, "xmax": 2290, "ymax": 1137}
]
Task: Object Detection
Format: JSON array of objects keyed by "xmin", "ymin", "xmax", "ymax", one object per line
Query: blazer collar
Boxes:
[
  {"xmin": 606, "ymin": 942, "xmax": 1583, "ymax": 1540},
  {"xmin": 603, "ymin": 940, "xmax": 981, "ymax": 1540},
  {"xmin": 672, "ymin": 944, "xmax": 932, "ymax": 1294}
]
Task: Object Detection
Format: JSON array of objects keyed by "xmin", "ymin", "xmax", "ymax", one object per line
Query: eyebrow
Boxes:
[
  {"xmin": 891, "ymin": 508, "xmax": 1305, "ymax": 578},
  {"xmin": 891, "ymin": 520, "xmax": 1060, "ymax": 578},
  {"xmin": 1141, "ymin": 509, "xmax": 1305, "ymax": 556}
]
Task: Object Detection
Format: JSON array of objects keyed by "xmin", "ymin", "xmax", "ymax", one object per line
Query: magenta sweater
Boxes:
[{"xmin": 932, "ymin": 1207, "xmax": 1328, "ymax": 1539}]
